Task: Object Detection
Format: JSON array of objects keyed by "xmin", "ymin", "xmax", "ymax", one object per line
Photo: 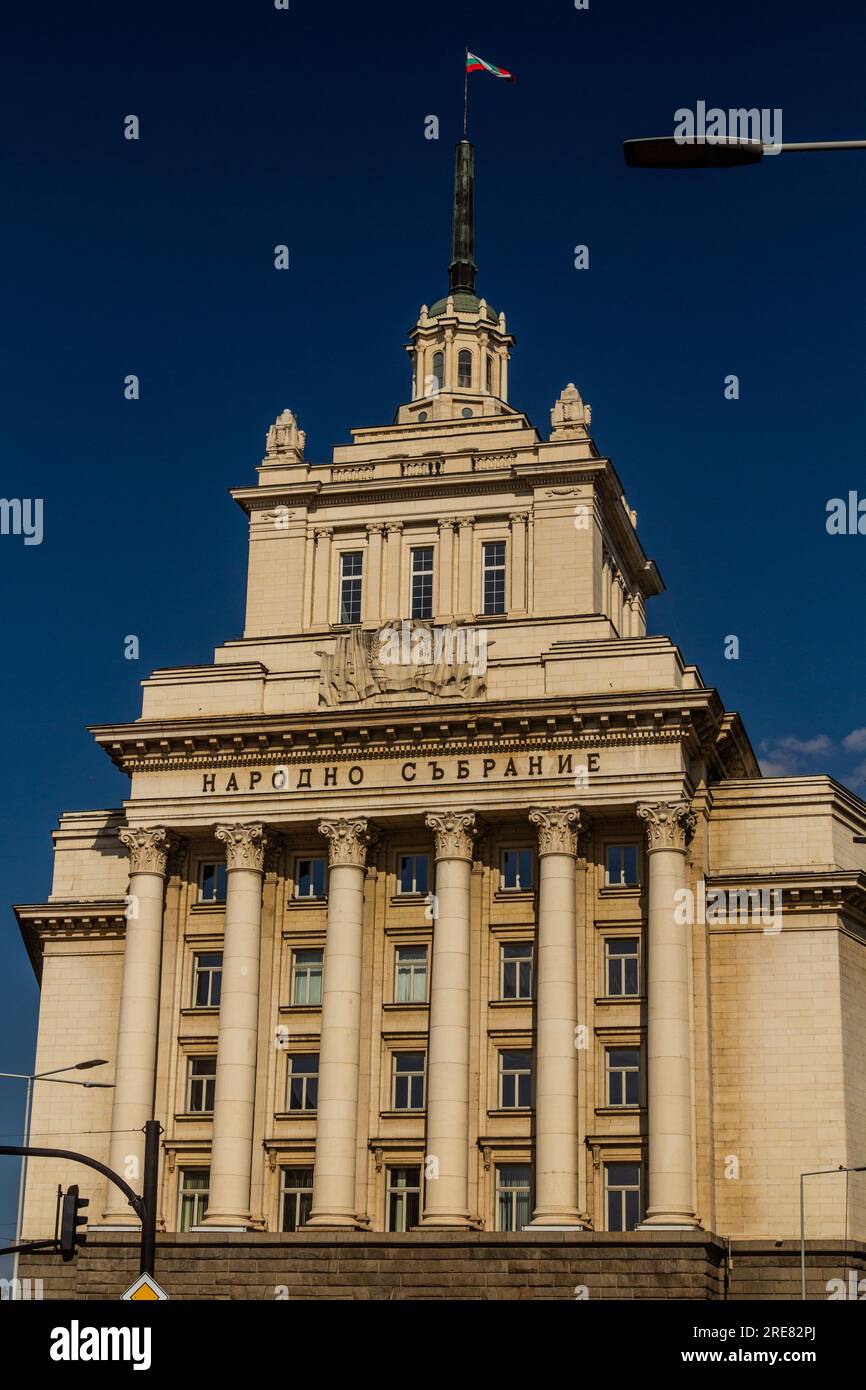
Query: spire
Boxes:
[{"xmin": 448, "ymin": 139, "xmax": 477, "ymax": 296}]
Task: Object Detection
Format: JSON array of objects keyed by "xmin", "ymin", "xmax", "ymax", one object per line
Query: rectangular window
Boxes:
[
  {"xmin": 605, "ymin": 1162, "xmax": 642, "ymax": 1232},
  {"xmin": 339, "ymin": 550, "xmax": 363, "ymax": 625},
  {"xmin": 397, "ymin": 852, "xmax": 429, "ymax": 895},
  {"xmin": 606, "ymin": 1047, "xmax": 641, "ymax": 1107},
  {"xmin": 386, "ymin": 1166, "xmax": 421, "ymax": 1232},
  {"xmin": 291, "ymin": 948, "xmax": 323, "ymax": 1006},
  {"xmin": 500, "ymin": 942, "xmax": 533, "ymax": 1000},
  {"xmin": 410, "ymin": 547, "xmax": 434, "ymax": 620},
  {"xmin": 295, "ymin": 857, "xmax": 327, "ymax": 900},
  {"xmin": 186, "ymin": 1056, "xmax": 216, "ymax": 1113},
  {"xmin": 501, "ymin": 847, "xmax": 533, "ymax": 891},
  {"xmin": 280, "ymin": 1167, "xmax": 314, "ymax": 1232},
  {"xmin": 482, "ymin": 540, "xmax": 506, "ymax": 615},
  {"xmin": 392, "ymin": 1051, "xmax": 426, "ymax": 1110},
  {"xmin": 286, "ymin": 1054, "xmax": 319, "ymax": 1112},
  {"xmin": 178, "ymin": 1169, "xmax": 209, "ymax": 1232},
  {"xmin": 198, "ymin": 861, "xmax": 227, "ymax": 904},
  {"xmin": 499, "ymin": 1050, "xmax": 532, "ymax": 1109},
  {"xmin": 605, "ymin": 843, "xmax": 639, "ymax": 887},
  {"xmin": 395, "ymin": 945, "xmax": 428, "ymax": 1003},
  {"xmin": 192, "ymin": 952, "xmax": 222, "ymax": 1008},
  {"xmin": 606, "ymin": 938, "xmax": 640, "ymax": 996},
  {"xmin": 495, "ymin": 1164, "xmax": 531, "ymax": 1232}
]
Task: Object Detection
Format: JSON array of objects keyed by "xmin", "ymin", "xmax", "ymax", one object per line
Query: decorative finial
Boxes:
[
  {"xmin": 265, "ymin": 408, "xmax": 306, "ymax": 461},
  {"xmin": 550, "ymin": 383, "xmax": 592, "ymax": 439}
]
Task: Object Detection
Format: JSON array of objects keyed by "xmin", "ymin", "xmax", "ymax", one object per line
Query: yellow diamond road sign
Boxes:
[{"xmin": 120, "ymin": 1272, "xmax": 169, "ymax": 1301}]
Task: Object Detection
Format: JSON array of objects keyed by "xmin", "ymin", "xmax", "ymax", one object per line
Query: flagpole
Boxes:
[{"xmin": 463, "ymin": 47, "xmax": 469, "ymax": 139}]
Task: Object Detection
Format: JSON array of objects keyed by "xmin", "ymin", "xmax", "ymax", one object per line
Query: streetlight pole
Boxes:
[
  {"xmin": 623, "ymin": 135, "xmax": 866, "ymax": 169},
  {"xmin": 0, "ymin": 1059, "xmax": 109, "ymax": 1297},
  {"xmin": 799, "ymin": 1164, "xmax": 866, "ymax": 1300}
]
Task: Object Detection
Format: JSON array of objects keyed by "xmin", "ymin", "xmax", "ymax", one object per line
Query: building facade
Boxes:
[{"xmin": 15, "ymin": 142, "xmax": 866, "ymax": 1273}]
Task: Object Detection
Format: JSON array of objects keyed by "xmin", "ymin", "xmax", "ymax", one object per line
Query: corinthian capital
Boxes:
[
  {"xmin": 118, "ymin": 826, "xmax": 176, "ymax": 877},
  {"xmin": 425, "ymin": 810, "xmax": 477, "ymax": 861},
  {"xmin": 318, "ymin": 817, "xmax": 376, "ymax": 868},
  {"xmin": 637, "ymin": 800, "xmax": 696, "ymax": 853},
  {"xmin": 528, "ymin": 805, "xmax": 581, "ymax": 857},
  {"xmin": 215, "ymin": 823, "xmax": 267, "ymax": 872}
]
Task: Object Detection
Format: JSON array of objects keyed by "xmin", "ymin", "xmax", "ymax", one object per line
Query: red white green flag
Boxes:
[{"xmin": 466, "ymin": 51, "xmax": 515, "ymax": 82}]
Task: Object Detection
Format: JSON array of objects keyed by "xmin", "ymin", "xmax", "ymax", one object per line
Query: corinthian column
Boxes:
[
  {"xmin": 420, "ymin": 811, "xmax": 477, "ymax": 1228},
  {"xmin": 103, "ymin": 827, "xmax": 175, "ymax": 1223},
  {"xmin": 636, "ymin": 800, "xmax": 700, "ymax": 1229},
  {"xmin": 307, "ymin": 817, "xmax": 375, "ymax": 1227},
  {"xmin": 201, "ymin": 823, "xmax": 267, "ymax": 1229},
  {"xmin": 527, "ymin": 806, "xmax": 587, "ymax": 1227}
]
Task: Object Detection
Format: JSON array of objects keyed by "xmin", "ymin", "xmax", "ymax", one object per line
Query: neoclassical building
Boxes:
[{"xmin": 15, "ymin": 141, "xmax": 866, "ymax": 1281}]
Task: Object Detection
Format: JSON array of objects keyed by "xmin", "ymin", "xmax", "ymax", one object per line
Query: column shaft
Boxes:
[
  {"xmin": 311, "ymin": 528, "xmax": 333, "ymax": 627},
  {"xmin": 456, "ymin": 519, "xmax": 474, "ymax": 620}
]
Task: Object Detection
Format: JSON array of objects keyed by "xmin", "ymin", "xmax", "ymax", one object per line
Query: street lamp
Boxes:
[
  {"xmin": 0, "ymin": 1059, "xmax": 112, "ymax": 1295},
  {"xmin": 799, "ymin": 1164, "xmax": 866, "ymax": 1300},
  {"xmin": 623, "ymin": 136, "xmax": 866, "ymax": 169}
]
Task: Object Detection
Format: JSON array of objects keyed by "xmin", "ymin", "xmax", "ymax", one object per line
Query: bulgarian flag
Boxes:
[{"xmin": 466, "ymin": 51, "xmax": 515, "ymax": 82}]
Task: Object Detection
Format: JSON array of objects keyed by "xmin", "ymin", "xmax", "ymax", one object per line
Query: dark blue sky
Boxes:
[{"xmin": 2, "ymin": 0, "xmax": 865, "ymax": 1257}]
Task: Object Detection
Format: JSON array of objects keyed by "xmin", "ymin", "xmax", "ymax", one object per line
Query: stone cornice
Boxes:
[{"xmin": 14, "ymin": 900, "xmax": 129, "ymax": 983}]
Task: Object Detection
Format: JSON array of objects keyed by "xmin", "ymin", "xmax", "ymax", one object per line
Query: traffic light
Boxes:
[{"xmin": 59, "ymin": 1184, "xmax": 89, "ymax": 1261}]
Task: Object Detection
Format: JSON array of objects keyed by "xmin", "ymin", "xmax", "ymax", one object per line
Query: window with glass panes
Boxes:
[
  {"xmin": 395, "ymin": 945, "xmax": 428, "ymax": 1003},
  {"xmin": 501, "ymin": 847, "xmax": 533, "ymax": 890},
  {"xmin": 198, "ymin": 861, "xmax": 227, "ymax": 903},
  {"xmin": 339, "ymin": 550, "xmax": 363, "ymax": 624},
  {"xmin": 392, "ymin": 1052, "xmax": 425, "ymax": 1110},
  {"xmin": 186, "ymin": 1056, "xmax": 216, "ymax": 1113},
  {"xmin": 500, "ymin": 942, "xmax": 533, "ymax": 1000},
  {"xmin": 291, "ymin": 949, "xmax": 323, "ymax": 1006},
  {"xmin": 432, "ymin": 351, "xmax": 444, "ymax": 392},
  {"xmin": 606, "ymin": 938, "xmax": 640, "ymax": 996},
  {"xmin": 605, "ymin": 1162, "xmax": 642, "ymax": 1231},
  {"xmin": 499, "ymin": 1050, "xmax": 532, "ymax": 1109},
  {"xmin": 295, "ymin": 857, "xmax": 326, "ymax": 899},
  {"xmin": 486, "ymin": 353, "xmax": 494, "ymax": 392},
  {"xmin": 280, "ymin": 1167, "xmax": 314, "ymax": 1232},
  {"xmin": 397, "ymin": 852, "xmax": 429, "ymax": 895},
  {"xmin": 605, "ymin": 843, "xmax": 639, "ymax": 887},
  {"xmin": 482, "ymin": 540, "xmax": 506, "ymax": 615},
  {"xmin": 192, "ymin": 952, "xmax": 222, "ymax": 1008},
  {"xmin": 387, "ymin": 1166, "xmax": 421, "ymax": 1231},
  {"xmin": 606, "ymin": 1047, "xmax": 641, "ymax": 1106},
  {"xmin": 457, "ymin": 349, "xmax": 472, "ymax": 388},
  {"xmin": 286, "ymin": 1054, "xmax": 319, "ymax": 1111},
  {"xmin": 410, "ymin": 547, "xmax": 434, "ymax": 620},
  {"xmin": 178, "ymin": 1169, "xmax": 209, "ymax": 1231},
  {"xmin": 495, "ymin": 1164, "xmax": 531, "ymax": 1231}
]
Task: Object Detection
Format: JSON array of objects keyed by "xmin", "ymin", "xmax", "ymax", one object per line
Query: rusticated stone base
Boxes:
[{"xmin": 16, "ymin": 1231, "xmax": 865, "ymax": 1301}]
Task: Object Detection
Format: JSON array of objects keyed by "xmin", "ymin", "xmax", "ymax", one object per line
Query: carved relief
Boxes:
[
  {"xmin": 318, "ymin": 817, "xmax": 376, "ymax": 868},
  {"xmin": 528, "ymin": 805, "xmax": 581, "ymax": 857},
  {"xmin": 318, "ymin": 619, "xmax": 487, "ymax": 706},
  {"xmin": 425, "ymin": 810, "xmax": 477, "ymax": 861},
  {"xmin": 118, "ymin": 826, "xmax": 176, "ymax": 877},
  {"xmin": 214, "ymin": 822, "xmax": 268, "ymax": 872},
  {"xmin": 637, "ymin": 800, "xmax": 696, "ymax": 853}
]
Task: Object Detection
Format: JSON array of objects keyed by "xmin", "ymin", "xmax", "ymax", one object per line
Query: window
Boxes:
[
  {"xmin": 192, "ymin": 952, "xmax": 222, "ymax": 1008},
  {"xmin": 295, "ymin": 857, "xmax": 327, "ymax": 900},
  {"xmin": 339, "ymin": 550, "xmax": 363, "ymax": 625},
  {"xmin": 606, "ymin": 1048, "xmax": 641, "ymax": 1107},
  {"xmin": 432, "ymin": 351, "xmax": 444, "ymax": 392},
  {"xmin": 501, "ymin": 847, "xmax": 533, "ymax": 891},
  {"xmin": 501, "ymin": 942, "xmax": 533, "ymax": 1000},
  {"xmin": 392, "ymin": 1051, "xmax": 425, "ymax": 1110},
  {"xmin": 495, "ymin": 1164, "xmax": 531, "ymax": 1231},
  {"xmin": 186, "ymin": 1056, "xmax": 216, "ymax": 1113},
  {"xmin": 178, "ymin": 1169, "xmax": 209, "ymax": 1231},
  {"xmin": 387, "ymin": 1166, "xmax": 421, "ymax": 1231},
  {"xmin": 482, "ymin": 540, "xmax": 506, "ymax": 615},
  {"xmin": 291, "ymin": 949, "xmax": 323, "ymax": 1006},
  {"xmin": 410, "ymin": 547, "xmax": 434, "ymax": 621},
  {"xmin": 198, "ymin": 861, "xmax": 227, "ymax": 904},
  {"xmin": 286, "ymin": 1054, "xmax": 319, "ymax": 1112},
  {"xmin": 486, "ymin": 353, "xmax": 494, "ymax": 393},
  {"xmin": 499, "ymin": 1050, "xmax": 532, "ymax": 1109},
  {"xmin": 395, "ymin": 945, "xmax": 428, "ymax": 1003},
  {"xmin": 605, "ymin": 844, "xmax": 639, "ymax": 887},
  {"xmin": 397, "ymin": 852, "xmax": 430, "ymax": 895},
  {"xmin": 457, "ymin": 349, "xmax": 472, "ymax": 388},
  {"xmin": 605, "ymin": 1162, "xmax": 642, "ymax": 1231},
  {"xmin": 606, "ymin": 938, "xmax": 640, "ymax": 996},
  {"xmin": 280, "ymin": 1167, "xmax": 314, "ymax": 1232}
]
